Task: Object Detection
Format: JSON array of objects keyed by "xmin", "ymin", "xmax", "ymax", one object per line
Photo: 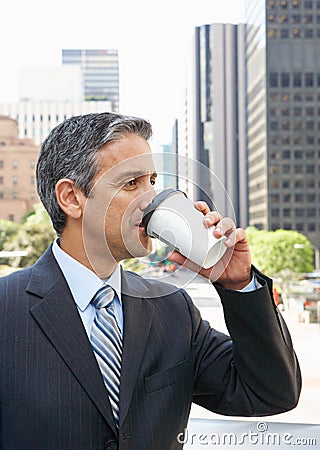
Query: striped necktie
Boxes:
[{"xmin": 90, "ymin": 285, "xmax": 122, "ymax": 427}]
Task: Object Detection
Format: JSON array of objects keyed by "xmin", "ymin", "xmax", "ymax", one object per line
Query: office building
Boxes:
[
  {"xmin": 0, "ymin": 99, "xmax": 112, "ymax": 145},
  {"xmin": 245, "ymin": 0, "xmax": 320, "ymax": 248},
  {"xmin": 0, "ymin": 115, "xmax": 40, "ymax": 221},
  {"xmin": 62, "ymin": 49, "xmax": 119, "ymax": 111},
  {"xmin": 191, "ymin": 23, "xmax": 247, "ymax": 227}
]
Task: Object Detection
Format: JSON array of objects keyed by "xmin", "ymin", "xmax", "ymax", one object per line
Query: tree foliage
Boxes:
[
  {"xmin": 2, "ymin": 204, "xmax": 56, "ymax": 268},
  {"xmin": 246, "ymin": 227, "xmax": 314, "ymax": 276}
]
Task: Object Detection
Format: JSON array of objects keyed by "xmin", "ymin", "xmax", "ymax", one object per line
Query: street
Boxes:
[{"xmin": 144, "ymin": 266, "xmax": 320, "ymax": 425}]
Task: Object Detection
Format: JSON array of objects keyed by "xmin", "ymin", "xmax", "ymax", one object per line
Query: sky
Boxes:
[{"xmin": 0, "ymin": 0, "xmax": 245, "ymax": 145}]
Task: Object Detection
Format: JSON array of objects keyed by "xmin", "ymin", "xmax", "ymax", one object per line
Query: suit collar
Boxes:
[{"xmin": 27, "ymin": 248, "xmax": 157, "ymax": 432}]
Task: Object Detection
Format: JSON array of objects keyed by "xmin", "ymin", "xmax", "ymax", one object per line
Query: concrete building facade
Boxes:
[
  {"xmin": 245, "ymin": 0, "xmax": 320, "ymax": 248},
  {"xmin": 0, "ymin": 116, "xmax": 40, "ymax": 222}
]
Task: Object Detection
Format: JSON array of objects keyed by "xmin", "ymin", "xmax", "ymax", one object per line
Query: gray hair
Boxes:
[{"xmin": 36, "ymin": 112, "xmax": 152, "ymax": 234}]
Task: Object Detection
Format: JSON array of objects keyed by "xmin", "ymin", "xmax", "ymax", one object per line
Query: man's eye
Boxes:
[{"xmin": 125, "ymin": 179, "xmax": 137, "ymax": 188}]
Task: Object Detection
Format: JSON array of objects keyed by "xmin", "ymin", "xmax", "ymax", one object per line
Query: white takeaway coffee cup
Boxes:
[{"xmin": 142, "ymin": 188, "xmax": 227, "ymax": 269}]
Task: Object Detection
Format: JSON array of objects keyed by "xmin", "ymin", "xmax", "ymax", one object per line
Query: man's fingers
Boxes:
[{"xmin": 213, "ymin": 217, "xmax": 236, "ymax": 238}]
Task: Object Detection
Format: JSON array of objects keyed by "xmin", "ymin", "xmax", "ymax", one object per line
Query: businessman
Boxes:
[{"xmin": 0, "ymin": 112, "xmax": 301, "ymax": 450}]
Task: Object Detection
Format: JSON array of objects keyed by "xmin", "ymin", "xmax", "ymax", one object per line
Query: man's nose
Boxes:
[{"xmin": 138, "ymin": 188, "xmax": 156, "ymax": 212}]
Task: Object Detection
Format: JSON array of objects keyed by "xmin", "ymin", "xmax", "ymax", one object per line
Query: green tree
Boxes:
[
  {"xmin": 246, "ymin": 227, "xmax": 314, "ymax": 276},
  {"xmin": 3, "ymin": 204, "xmax": 56, "ymax": 268},
  {"xmin": 0, "ymin": 219, "xmax": 21, "ymax": 265}
]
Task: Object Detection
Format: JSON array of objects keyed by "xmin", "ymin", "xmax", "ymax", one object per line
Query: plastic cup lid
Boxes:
[{"xmin": 141, "ymin": 188, "xmax": 187, "ymax": 231}]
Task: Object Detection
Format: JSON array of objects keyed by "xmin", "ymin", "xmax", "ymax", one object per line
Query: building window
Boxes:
[
  {"xmin": 294, "ymin": 150, "xmax": 303, "ymax": 159},
  {"xmin": 304, "ymin": 0, "xmax": 313, "ymax": 8},
  {"xmin": 307, "ymin": 208, "xmax": 316, "ymax": 216},
  {"xmin": 0, "ymin": 192, "xmax": 3, "ymax": 199},
  {"xmin": 283, "ymin": 208, "xmax": 291, "ymax": 217},
  {"xmin": 294, "ymin": 165, "xmax": 303, "ymax": 173},
  {"xmin": 269, "ymin": 73, "xmax": 278, "ymax": 87},
  {"xmin": 308, "ymin": 223, "xmax": 316, "ymax": 231},
  {"xmin": 295, "ymin": 180, "xmax": 304, "ymax": 188},
  {"xmin": 295, "ymin": 193, "xmax": 304, "ymax": 202},
  {"xmin": 30, "ymin": 176, "xmax": 35, "ymax": 185},
  {"xmin": 306, "ymin": 150, "xmax": 315, "ymax": 158},
  {"xmin": 279, "ymin": 14, "xmax": 288, "ymax": 22},
  {"xmin": 270, "ymin": 179, "xmax": 280, "ymax": 188},
  {"xmin": 306, "ymin": 179, "xmax": 315, "ymax": 188},
  {"xmin": 281, "ymin": 107, "xmax": 290, "ymax": 116},
  {"xmin": 270, "ymin": 121, "xmax": 279, "ymax": 130},
  {"xmin": 12, "ymin": 176, "xmax": 18, "ymax": 185},
  {"xmin": 281, "ymin": 73, "xmax": 290, "ymax": 87},
  {"xmin": 282, "ymin": 135, "xmax": 290, "ymax": 144},
  {"xmin": 306, "ymin": 121, "xmax": 315, "ymax": 130},
  {"xmin": 0, "ymin": 160, "xmax": 3, "ymax": 169},
  {"xmin": 294, "ymin": 121, "xmax": 302, "ymax": 130},
  {"xmin": 294, "ymin": 208, "xmax": 305, "ymax": 217},
  {"xmin": 306, "ymin": 107, "xmax": 314, "ymax": 115},
  {"xmin": 305, "ymin": 28, "xmax": 314, "ymax": 38},
  {"xmin": 293, "ymin": 73, "xmax": 302, "ymax": 86},
  {"xmin": 292, "ymin": 14, "xmax": 301, "ymax": 23},
  {"xmin": 271, "ymin": 209, "xmax": 280, "ymax": 217},
  {"xmin": 292, "ymin": 27, "xmax": 301, "ymax": 37},
  {"xmin": 0, "ymin": 177, "xmax": 3, "ymax": 185},
  {"xmin": 280, "ymin": 0, "xmax": 288, "ymax": 7},
  {"xmin": 305, "ymin": 72, "xmax": 314, "ymax": 86},
  {"xmin": 282, "ymin": 150, "xmax": 291, "ymax": 159},
  {"xmin": 283, "ymin": 194, "xmax": 291, "ymax": 202},
  {"xmin": 270, "ymin": 194, "xmax": 280, "ymax": 203},
  {"xmin": 307, "ymin": 193, "xmax": 316, "ymax": 201},
  {"xmin": 306, "ymin": 136, "xmax": 315, "ymax": 144},
  {"xmin": 306, "ymin": 165, "xmax": 315, "ymax": 173},
  {"xmin": 305, "ymin": 93, "xmax": 314, "ymax": 101},
  {"xmin": 12, "ymin": 160, "xmax": 18, "ymax": 169},
  {"xmin": 296, "ymin": 223, "xmax": 304, "ymax": 231},
  {"xmin": 283, "ymin": 164, "xmax": 291, "ymax": 174},
  {"xmin": 282, "ymin": 120, "xmax": 290, "ymax": 130},
  {"xmin": 283, "ymin": 180, "xmax": 290, "ymax": 188},
  {"xmin": 294, "ymin": 107, "xmax": 302, "ymax": 116},
  {"xmin": 293, "ymin": 0, "xmax": 300, "ymax": 7},
  {"xmin": 281, "ymin": 29, "xmax": 289, "ymax": 38}
]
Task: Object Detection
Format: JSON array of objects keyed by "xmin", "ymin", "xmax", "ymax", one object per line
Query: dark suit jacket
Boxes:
[{"xmin": 0, "ymin": 246, "xmax": 301, "ymax": 450}]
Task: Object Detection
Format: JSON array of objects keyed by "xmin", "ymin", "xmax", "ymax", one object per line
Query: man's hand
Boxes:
[{"xmin": 167, "ymin": 202, "xmax": 252, "ymax": 290}]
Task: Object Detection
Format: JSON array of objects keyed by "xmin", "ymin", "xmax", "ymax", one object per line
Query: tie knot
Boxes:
[{"xmin": 91, "ymin": 285, "xmax": 114, "ymax": 309}]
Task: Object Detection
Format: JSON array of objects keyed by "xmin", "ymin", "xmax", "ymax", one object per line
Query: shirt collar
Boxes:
[{"xmin": 52, "ymin": 240, "xmax": 122, "ymax": 312}]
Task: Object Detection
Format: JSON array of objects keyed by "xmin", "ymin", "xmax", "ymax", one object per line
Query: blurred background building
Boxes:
[
  {"xmin": 62, "ymin": 49, "xmax": 119, "ymax": 111},
  {"xmin": 245, "ymin": 0, "xmax": 320, "ymax": 249},
  {"xmin": 0, "ymin": 115, "xmax": 39, "ymax": 221},
  {"xmin": 184, "ymin": 0, "xmax": 320, "ymax": 250},
  {"xmin": 189, "ymin": 23, "xmax": 247, "ymax": 228}
]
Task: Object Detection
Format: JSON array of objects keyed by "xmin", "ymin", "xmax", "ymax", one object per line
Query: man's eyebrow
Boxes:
[{"xmin": 113, "ymin": 170, "xmax": 158, "ymax": 182}]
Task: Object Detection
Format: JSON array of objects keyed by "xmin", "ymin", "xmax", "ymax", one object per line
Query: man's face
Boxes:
[{"xmin": 81, "ymin": 133, "xmax": 157, "ymax": 267}]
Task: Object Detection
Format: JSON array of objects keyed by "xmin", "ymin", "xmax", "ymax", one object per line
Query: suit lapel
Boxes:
[
  {"xmin": 28, "ymin": 247, "xmax": 118, "ymax": 436},
  {"xmin": 119, "ymin": 271, "xmax": 154, "ymax": 427}
]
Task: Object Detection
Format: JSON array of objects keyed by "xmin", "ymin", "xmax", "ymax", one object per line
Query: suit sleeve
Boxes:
[{"xmin": 191, "ymin": 268, "xmax": 302, "ymax": 417}]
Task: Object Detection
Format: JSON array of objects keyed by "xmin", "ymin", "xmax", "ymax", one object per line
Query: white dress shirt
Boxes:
[{"xmin": 52, "ymin": 240, "xmax": 123, "ymax": 337}]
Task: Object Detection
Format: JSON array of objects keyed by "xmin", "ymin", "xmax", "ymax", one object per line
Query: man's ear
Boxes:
[{"xmin": 55, "ymin": 179, "xmax": 84, "ymax": 219}]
